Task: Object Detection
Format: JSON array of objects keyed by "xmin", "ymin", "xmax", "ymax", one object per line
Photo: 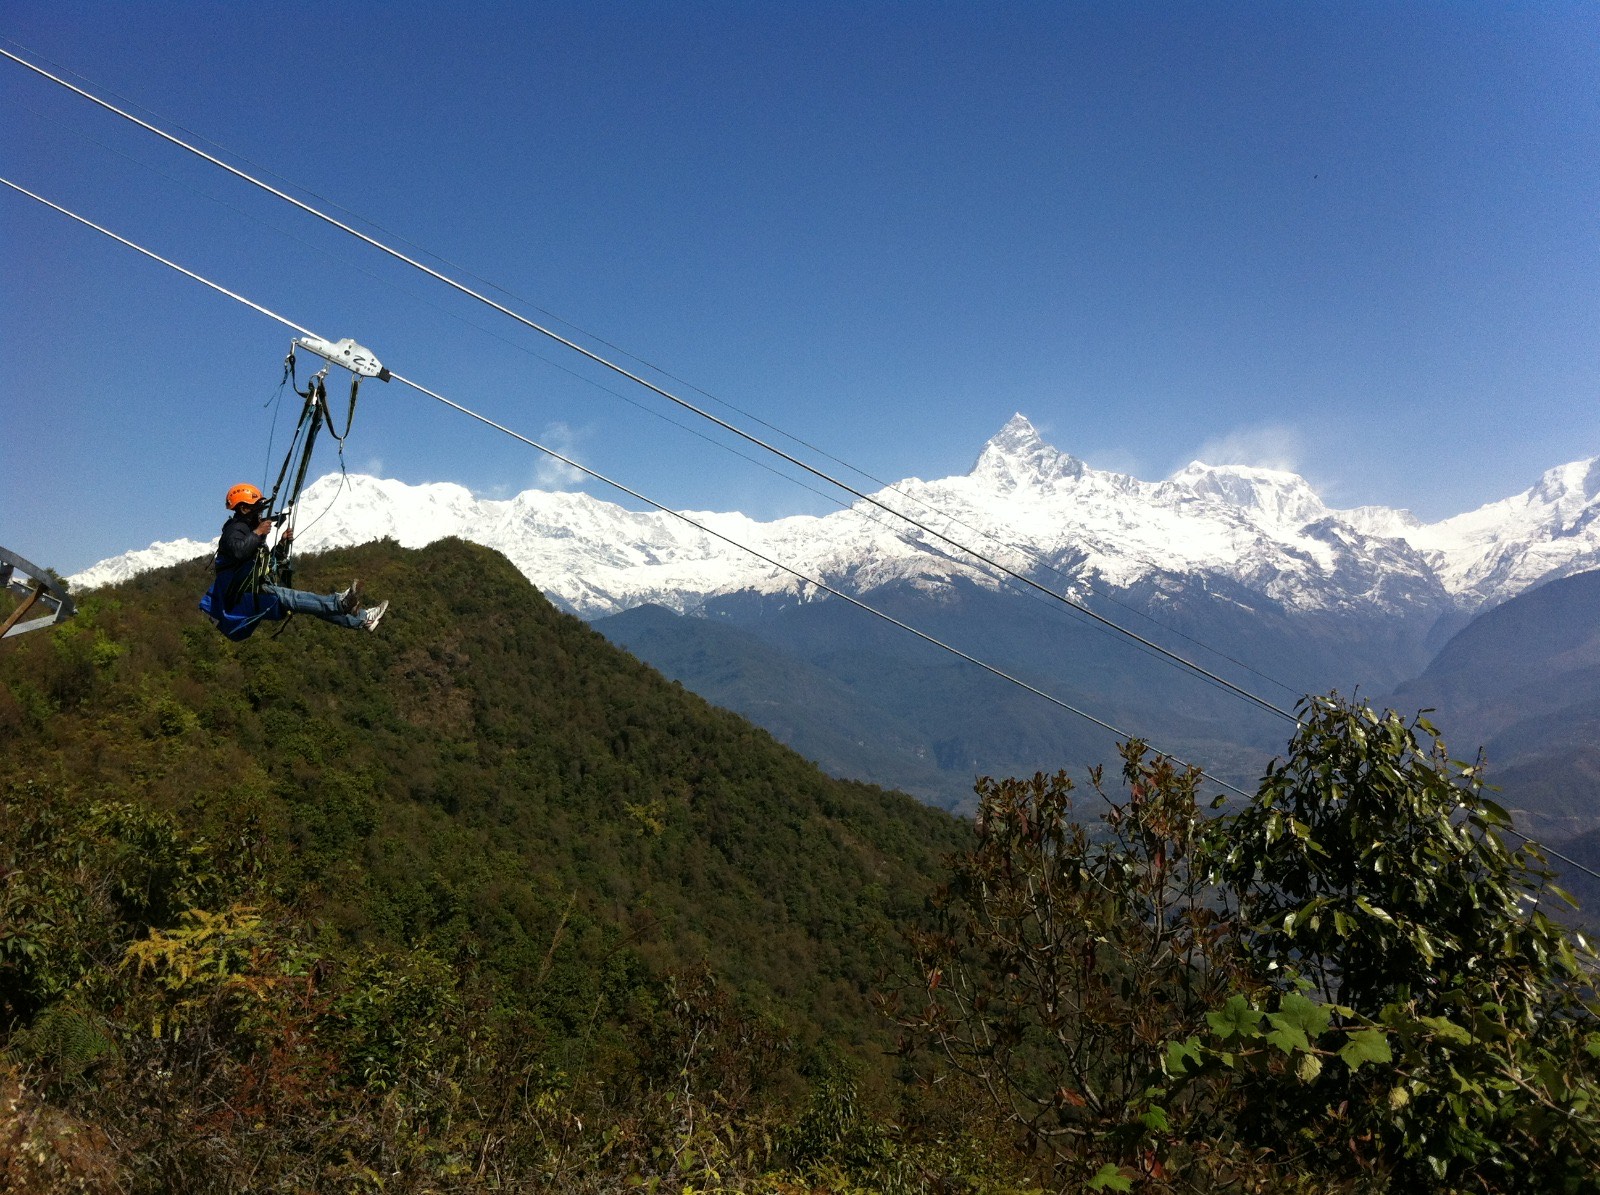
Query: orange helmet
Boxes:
[{"xmin": 225, "ymin": 483, "xmax": 265, "ymax": 511}]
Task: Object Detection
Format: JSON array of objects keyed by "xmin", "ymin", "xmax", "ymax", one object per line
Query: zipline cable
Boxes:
[
  {"xmin": 10, "ymin": 93, "xmax": 845, "ymax": 507},
  {"xmin": 0, "ymin": 176, "xmax": 313, "ymax": 336},
  {"xmin": 0, "ymin": 171, "xmax": 1254, "ymax": 803},
  {"xmin": 9, "ymin": 173, "xmax": 1600, "ymax": 890},
  {"xmin": 12, "ymin": 54, "xmax": 1306, "ymax": 703},
  {"xmin": 5, "ymin": 44, "xmax": 1305, "ymax": 702},
  {"xmin": 1, "ymin": 44, "xmax": 1300, "ymax": 727},
  {"xmin": 0, "ymin": 40, "xmax": 1309, "ymax": 701},
  {"xmin": 4, "ymin": 100, "xmax": 1275, "ymax": 697}
]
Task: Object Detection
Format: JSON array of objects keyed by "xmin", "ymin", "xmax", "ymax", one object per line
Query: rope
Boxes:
[
  {"xmin": 0, "ymin": 45, "xmax": 1299, "ymax": 727},
  {"xmin": 258, "ymin": 363, "xmax": 291, "ymax": 491}
]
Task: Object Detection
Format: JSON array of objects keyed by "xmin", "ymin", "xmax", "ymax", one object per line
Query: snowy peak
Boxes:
[
  {"xmin": 888, "ymin": 422, "xmax": 1444, "ymax": 615},
  {"xmin": 69, "ymin": 536, "xmax": 216, "ymax": 590},
  {"xmin": 1338, "ymin": 505, "xmax": 1424, "ymax": 542},
  {"xmin": 1424, "ymin": 457, "xmax": 1600, "ymax": 544},
  {"xmin": 1168, "ymin": 461, "xmax": 1330, "ymax": 529},
  {"xmin": 1531, "ymin": 457, "xmax": 1600, "ymax": 510},
  {"xmin": 1401, "ymin": 455, "xmax": 1600, "ymax": 607},
  {"xmin": 970, "ymin": 414, "xmax": 1086, "ymax": 491},
  {"xmin": 66, "ymin": 417, "xmax": 1600, "ymax": 623}
]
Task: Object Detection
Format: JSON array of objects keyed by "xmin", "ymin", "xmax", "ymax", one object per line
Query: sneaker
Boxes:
[
  {"xmin": 339, "ymin": 579, "xmax": 363, "ymax": 613},
  {"xmin": 360, "ymin": 599, "xmax": 389, "ymax": 633}
]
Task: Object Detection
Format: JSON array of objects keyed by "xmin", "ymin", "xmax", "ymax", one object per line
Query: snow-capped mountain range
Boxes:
[{"xmin": 71, "ymin": 414, "xmax": 1600, "ymax": 623}]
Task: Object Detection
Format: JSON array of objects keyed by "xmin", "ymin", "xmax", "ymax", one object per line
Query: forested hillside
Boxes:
[
  {"xmin": 1, "ymin": 540, "xmax": 995, "ymax": 1191},
  {"xmin": 5, "ymin": 540, "xmax": 1599, "ymax": 1194},
  {"xmin": 3, "ymin": 537, "xmax": 973, "ymax": 1028}
]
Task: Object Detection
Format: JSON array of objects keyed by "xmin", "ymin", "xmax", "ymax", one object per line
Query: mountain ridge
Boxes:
[
  {"xmin": 1385, "ymin": 568, "xmax": 1600, "ymax": 840},
  {"xmin": 53, "ymin": 419, "xmax": 1600, "ymax": 843},
  {"xmin": 70, "ymin": 415, "xmax": 1600, "ymax": 626}
]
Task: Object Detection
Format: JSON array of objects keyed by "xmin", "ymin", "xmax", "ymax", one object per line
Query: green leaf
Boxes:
[
  {"xmin": 1547, "ymin": 883, "xmax": 1578, "ymax": 909},
  {"xmin": 1477, "ymin": 797, "xmax": 1511, "ymax": 826},
  {"xmin": 1164, "ymin": 1036, "xmax": 1203, "ymax": 1077},
  {"xmin": 1087, "ymin": 1163, "xmax": 1134, "ymax": 1192},
  {"xmin": 1267, "ymin": 992, "xmax": 1332, "ymax": 1053},
  {"xmin": 1266, "ymin": 1023, "xmax": 1310, "ymax": 1056},
  {"xmin": 1338, "ymin": 1029, "xmax": 1393, "ymax": 1071},
  {"xmin": 1207, "ymin": 994, "xmax": 1263, "ymax": 1041},
  {"xmin": 1296, "ymin": 1052, "xmax": 1323, "ymax": 1082},
  {"xmin": 1353, "ymin": 896, "xmax": 1394, "ymax": 923},
  {"xmin": 1417, "ymin": 1015, "xmax": 1472, "ymax": 1046},
  {"xmin": 1273, "ymin": 992, "xmax": 1332, "ymax": 1037}
]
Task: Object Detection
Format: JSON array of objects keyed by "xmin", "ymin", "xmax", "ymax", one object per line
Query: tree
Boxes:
[
  {"xmin": 890, "ymin": 697, "xmax": 1600, "ymax": 1193},
  {"xmin": 1207, "ymin": 697, "xmax": 1600, "ymax": 1192},
  {"xmin": 886, "ymin": 747, "xmax": 1281, "ymax": 1191}
]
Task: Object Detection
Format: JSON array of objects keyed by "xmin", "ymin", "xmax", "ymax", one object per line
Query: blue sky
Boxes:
[{"xmin": 4, "ymin": 1, "xmax": 1598, "ymax": 575}]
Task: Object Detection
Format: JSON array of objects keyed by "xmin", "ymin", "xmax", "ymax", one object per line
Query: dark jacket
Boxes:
[
  {"xmin": 216, "ymin": 510, "xmax": 269, "ymax": 572},
  {"xmin": 199, "ymin": 511, "xmax": 283, "ymax": 639}
]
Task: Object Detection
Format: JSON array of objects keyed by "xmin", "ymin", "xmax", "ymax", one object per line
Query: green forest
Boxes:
[{"xmin": 3, "ymin": 539, "xmax": 1598, "ymax": 1193}]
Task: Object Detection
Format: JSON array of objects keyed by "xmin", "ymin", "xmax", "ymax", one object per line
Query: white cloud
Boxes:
[
  {"xmin": 1192, "ymin": 424, "xmax": 1303, "ymax": 472},
  {"xmin": 533, "ymin": 422, "xmax": 588, "ymax": 488}
]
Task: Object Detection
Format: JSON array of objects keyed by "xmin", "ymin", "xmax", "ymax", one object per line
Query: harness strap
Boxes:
[
  {"xmin": 267, "ymin": 373, "xmax": 321, "ymax": 509},
  {"xmin": 325, "ymin": 373, "xmax": 360, "ymax": 445},
  {"xmin": 284, "ymin": 385, "xmax": 326, "ymax": 520},
  {"xmin": 243, "ymin": 543, "xmax": 277, "ymax": 597}
]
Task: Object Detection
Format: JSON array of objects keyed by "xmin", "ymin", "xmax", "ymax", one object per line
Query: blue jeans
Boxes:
[{"xmin": 262, "ymin": 584, "xmax": 365, "ymax": 629}]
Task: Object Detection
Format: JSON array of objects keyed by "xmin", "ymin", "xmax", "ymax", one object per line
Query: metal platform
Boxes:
[{"xmin": 1, "ymin": 546, "xmax": 77, "ymax": 639}]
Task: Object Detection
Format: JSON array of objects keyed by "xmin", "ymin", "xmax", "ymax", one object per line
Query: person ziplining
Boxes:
[
  {"xmin": 200, "ymin": 482, "xmax": 387, "ymax": 639},
  {"xmin": 199, "ymin": 335, "xmax": 392, "ymax": 641}
]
